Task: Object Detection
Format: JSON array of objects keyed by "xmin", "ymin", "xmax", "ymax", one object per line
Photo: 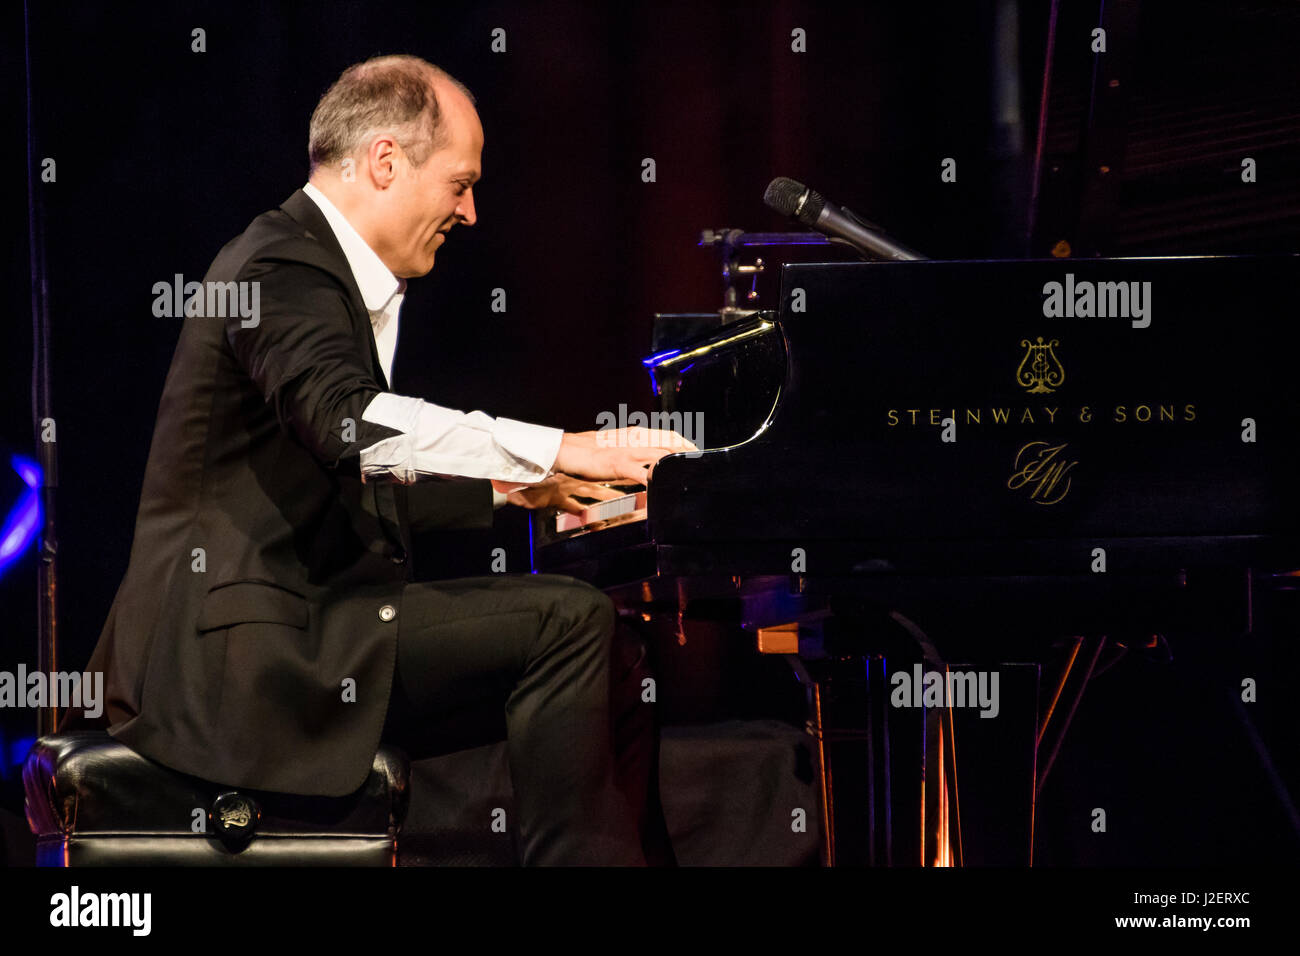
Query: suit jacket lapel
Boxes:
[{"xmin": 278, "ymin": 189, "xmax": 391, "ymax": 391}]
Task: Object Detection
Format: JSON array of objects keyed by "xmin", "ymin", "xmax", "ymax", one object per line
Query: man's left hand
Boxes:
[{"xmin": 492, "ymin": 474, "xmax": 628, "ymax": 514}]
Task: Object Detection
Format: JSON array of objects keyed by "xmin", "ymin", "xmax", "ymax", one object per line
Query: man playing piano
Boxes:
[{"xmin": 78, "ymin": 53, "xmax": 691, "ymax": 864}]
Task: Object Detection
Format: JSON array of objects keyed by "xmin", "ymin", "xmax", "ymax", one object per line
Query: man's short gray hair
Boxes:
[{"xmin": 308, "ymin": 54, "xmax": 474, "ymax": 172}]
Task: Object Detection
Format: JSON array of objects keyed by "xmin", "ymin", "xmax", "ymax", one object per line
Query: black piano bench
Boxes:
[{"xmin": 22, "ymin": 732, "xmax": 409, "ymax": 866}]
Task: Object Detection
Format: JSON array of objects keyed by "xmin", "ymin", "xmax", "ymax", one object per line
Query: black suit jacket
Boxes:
[{"xmin": 77, "ymin": 189, "xmax": 494, "ymax": 796}]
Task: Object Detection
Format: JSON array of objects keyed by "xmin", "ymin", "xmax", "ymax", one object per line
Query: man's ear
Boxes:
[{"xmin": 365, "ymin": 135, "xmax": 399, "ymax": 189}]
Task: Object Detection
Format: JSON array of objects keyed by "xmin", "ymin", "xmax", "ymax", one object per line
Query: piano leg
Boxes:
[
  {"xmin": 1036, "ymin": 635, "xmax": 1108, "ymax": 802},
  {"xmin": 923, "ymin": 676, "xmax": 963, "ymax": 866},
  {"xmin": 787, "ymin": 650, "xmax": 960, "ymax": 866},
  {"xmin": 786, "ymin": 654, "xmax": 875, "ymax": 866},
  {"xmin": 786, "ymin": 657, "xmax": 837, "ymax": 867}
]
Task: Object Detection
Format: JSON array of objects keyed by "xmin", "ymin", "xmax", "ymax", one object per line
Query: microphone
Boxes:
[{"xmin": 763, "ymin": 177, "xmax": 926, "ymax": 261}]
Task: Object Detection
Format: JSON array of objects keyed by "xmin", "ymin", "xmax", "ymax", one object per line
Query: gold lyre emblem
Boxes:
[{"xmin": 1016, "ymin": 337, "xmax": 1065, "ymax": 394}]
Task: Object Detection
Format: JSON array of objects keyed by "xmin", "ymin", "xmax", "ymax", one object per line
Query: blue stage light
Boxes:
[{"xmin": 0, "ymin": 454, "xmax": 42, "ymax": 576}]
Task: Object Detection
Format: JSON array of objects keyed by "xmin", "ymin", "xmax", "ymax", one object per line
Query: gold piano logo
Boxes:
[
  {"xmin": 219, "ymin": 801, "xmax": 253, "ymax": 828},
  {"xmin": 1016, "ymin": 337, "xmax": 1064, "ymax": 394},
  {"xmin": 1007, "ymin": 441, "xmax": 1077, "ymax": 505}
]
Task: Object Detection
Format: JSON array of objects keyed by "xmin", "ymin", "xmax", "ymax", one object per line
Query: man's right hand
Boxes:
[{"xmin": 553, "ymin": 428, "xmax": 698, "ymax": 483}]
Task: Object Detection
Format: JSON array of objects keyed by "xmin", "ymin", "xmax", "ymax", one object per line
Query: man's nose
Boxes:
[{"xmin": 457, "ymin": 188, "xmax": 477, "ymax": 226}]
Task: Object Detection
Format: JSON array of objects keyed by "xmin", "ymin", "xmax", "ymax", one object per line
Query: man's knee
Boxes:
[
  {"xmin": 611, "ymin": 621, "xmax": 650, "ymax": 683},
  {"xmin": 572, "ymin": 579, "xmax": 616, "ymax": 629},
  {"xmin": 532, "ymin": 577, "xmax": 616, "ymax": 657}
]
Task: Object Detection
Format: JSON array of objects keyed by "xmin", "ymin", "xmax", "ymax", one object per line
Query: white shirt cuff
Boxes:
[{"xmin": 357, "ymin": 392, "xmax": 563, "ymax": 484}]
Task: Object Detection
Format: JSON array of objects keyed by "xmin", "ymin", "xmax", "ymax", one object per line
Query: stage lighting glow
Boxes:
[{"xmin": 0, "ymin": 455, "xmax": 43, "ymax": 573}]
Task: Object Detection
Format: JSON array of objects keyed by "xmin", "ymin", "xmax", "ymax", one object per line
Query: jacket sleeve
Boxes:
[
  {"xmin": 224, "ymin": 253, "xmax": 400, "ymax": 473},
  {"xmin": 406, "ymin": 476, "xmax": 495, "ymax": 531}
]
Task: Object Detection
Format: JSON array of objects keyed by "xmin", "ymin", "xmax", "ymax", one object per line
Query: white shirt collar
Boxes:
[{"xmin": 302, "ymin": 181, "xmax": 406, "ymax": 313}]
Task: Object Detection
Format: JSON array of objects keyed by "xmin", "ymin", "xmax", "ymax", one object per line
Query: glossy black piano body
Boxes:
[
  {"xmin": 531, "ymin": 255, "xmax": 1300, "ymax": 866},
  {"xmin": 538, "ymin": 255, "xmax": 1300, "ymax": 584}
]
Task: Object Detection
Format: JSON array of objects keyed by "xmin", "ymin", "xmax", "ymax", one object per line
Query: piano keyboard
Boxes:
[{"xmin": 554, "ymin": 485, "xmax": 647, "ymax": 535}]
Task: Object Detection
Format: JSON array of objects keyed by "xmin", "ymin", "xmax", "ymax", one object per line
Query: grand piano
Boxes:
[{"xmin": 532, "ymin": 252, "xmax": 1300, "ymax": 866}]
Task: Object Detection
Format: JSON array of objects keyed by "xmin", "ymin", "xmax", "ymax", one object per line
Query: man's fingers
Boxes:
[
  {"xmin": 566, "ymin": 482, "xmax": 624, "ymax": 503},
  {"xmin": 651, "ymin": 428, "xmax": 697, "ymax": 451},
  {"xmin": 623, "ymin": 459, "xmax": 658, "ymax": 483},
  {"xmin": 632, "ymin": 427, "xmax": 698, "ymax": 451},
  {"xmin": 555, "ymin": 495, "xmax": 590, "ymax": 515},
  {"xmin": 596, "ymin": 427, "xmax": 699, "ymax": 452},
  {"xmin": 560, "ymin": 442, "xmax": 690, "ymax": 484},
  {"xmin": 512, "ymin": 474, "xmax": 629, "ymax": 512}
]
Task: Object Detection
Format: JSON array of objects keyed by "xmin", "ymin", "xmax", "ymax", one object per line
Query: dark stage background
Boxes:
[{"xmin": 3, "ymin": 0, "xmax": 1299, "ymax": 866}]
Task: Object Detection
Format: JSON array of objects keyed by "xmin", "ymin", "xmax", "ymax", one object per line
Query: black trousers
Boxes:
[{"xmin": 379, "ymin": 573, "xmax": 675, "ymax": 866}]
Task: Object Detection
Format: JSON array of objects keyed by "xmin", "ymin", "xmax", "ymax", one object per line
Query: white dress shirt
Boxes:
[{"xmin": 301, "ymin": 183, "xmax": 561, "ymax": 497}]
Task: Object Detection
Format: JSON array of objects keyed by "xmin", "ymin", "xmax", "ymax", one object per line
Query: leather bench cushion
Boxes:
[
  {"xmin": 24, "ymin": 732, "xmax": 408, "ymax": 836},
  {"xmin": 35, "ymin": 834, "xmax": 397, "ymax": 867}
]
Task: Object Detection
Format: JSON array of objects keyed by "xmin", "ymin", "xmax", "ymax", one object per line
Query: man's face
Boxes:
[{"xmin": 380, "ymin": 84, "xmax": 482, "ymax": 278}]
